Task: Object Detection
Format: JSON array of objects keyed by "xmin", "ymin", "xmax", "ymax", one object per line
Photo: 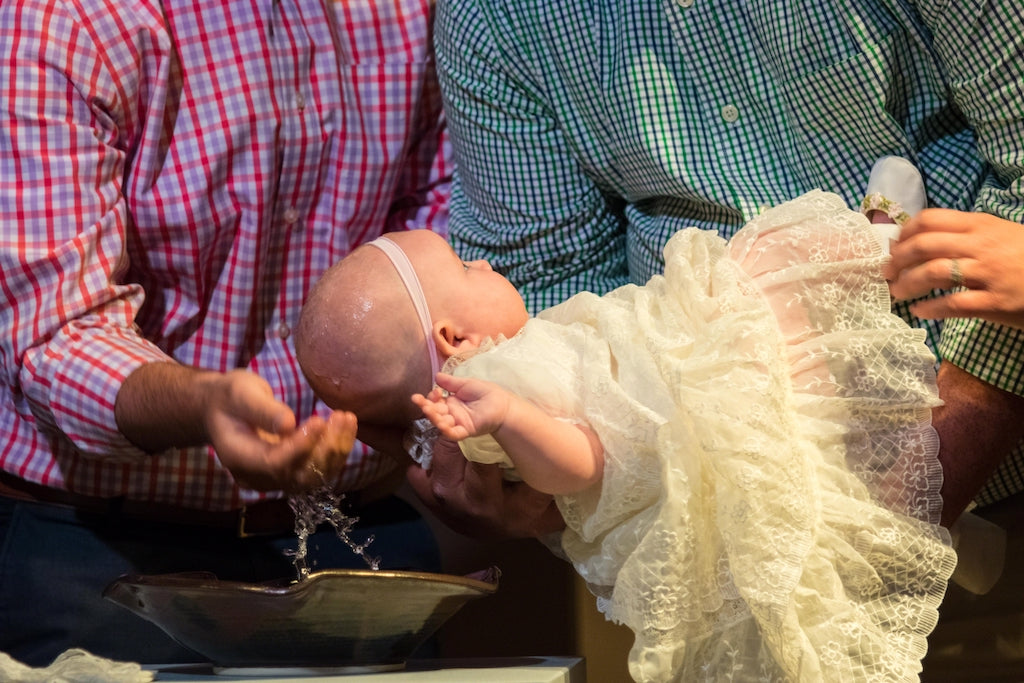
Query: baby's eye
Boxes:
[{"xmin": 462, "ymin": 262, "xmax": 469, "ymax": 271}]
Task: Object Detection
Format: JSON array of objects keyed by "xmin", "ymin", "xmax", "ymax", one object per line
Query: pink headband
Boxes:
[{"xmin": 366, "ymin": 236, "xmax": 440, "ymax": 383}]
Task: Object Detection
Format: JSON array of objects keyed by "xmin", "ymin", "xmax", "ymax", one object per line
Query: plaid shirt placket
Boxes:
[
  {"xmin": 0, "ymin": 0, "xmax": 448, "ymax": 505},
  {"xmin": 440, "ymin": 0, "xmax": 1024, "ymax": 498}
]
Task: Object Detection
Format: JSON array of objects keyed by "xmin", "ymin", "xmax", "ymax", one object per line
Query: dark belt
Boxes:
[{"xmin": 0, "ymin": 470, "xmax": 295, "ymax": 537}]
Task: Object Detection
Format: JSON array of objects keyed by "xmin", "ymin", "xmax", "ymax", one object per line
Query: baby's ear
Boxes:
[{"xmin": 433, "ymin": 320, "xmax": 482, "ymax": 357}]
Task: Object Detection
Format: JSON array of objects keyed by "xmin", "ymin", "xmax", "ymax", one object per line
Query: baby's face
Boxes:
[
  {"xmin": 404, "ymin": 230, "xmax": 529, "ymax": 341},
  {"xmin": 454, "ymin": 255, "xmax": 530, "ymax": 340}
]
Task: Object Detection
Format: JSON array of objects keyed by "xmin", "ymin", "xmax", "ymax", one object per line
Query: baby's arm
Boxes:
[{"xmin": 412, "ymin": 372, "xmax": 604, "ymax": 495}]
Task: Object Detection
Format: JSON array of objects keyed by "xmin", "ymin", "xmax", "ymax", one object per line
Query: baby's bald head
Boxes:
[{"xmin": 295, "ymin": 243, "xmax": 433, "ymax": 427}]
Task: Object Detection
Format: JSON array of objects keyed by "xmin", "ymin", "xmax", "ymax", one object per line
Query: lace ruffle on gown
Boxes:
[{"xmin": 429, "ymin": 190, "xmax": 956, "ymax": 682}]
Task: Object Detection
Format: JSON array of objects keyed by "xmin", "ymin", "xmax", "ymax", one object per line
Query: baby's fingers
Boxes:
[
  {"xmin": 434, "ymin": 372, "xmax": 470, "ymax": 394},
  {"xmin": 434, "ymin": 415, "xmax": 470, "ymax": 441},
  {"xmin": 413, "ymin": 393, "xmax": 445, "ymax": 415}
]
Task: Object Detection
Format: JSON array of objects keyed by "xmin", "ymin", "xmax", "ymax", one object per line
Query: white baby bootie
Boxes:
[{"xmin": 861, "ymin": 155, "xmax": 928, "ymax": 254}]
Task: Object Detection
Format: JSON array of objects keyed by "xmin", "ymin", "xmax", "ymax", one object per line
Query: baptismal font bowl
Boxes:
[{"xmin": 104, "ymin": 567, "xmax": 500, "ymax": 673}]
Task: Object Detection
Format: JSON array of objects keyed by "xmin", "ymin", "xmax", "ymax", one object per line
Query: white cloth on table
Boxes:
[{"xmin": 0, "ymin": 648, "xmax": 152, "ymax": 683}]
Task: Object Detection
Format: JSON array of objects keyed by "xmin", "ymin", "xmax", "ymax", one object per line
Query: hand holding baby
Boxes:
[{"xmin": 885, "ymin": 208, "xmax": 1024, "ymax": 330}]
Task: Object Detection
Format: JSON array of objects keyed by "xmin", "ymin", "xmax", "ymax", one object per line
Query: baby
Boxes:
[{"xmin": 296, "ymin": 180, "xmax": 955, "ymax": 682}]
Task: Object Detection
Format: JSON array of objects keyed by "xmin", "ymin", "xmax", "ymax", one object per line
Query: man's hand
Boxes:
[
  {"xmin": 405, "ymin": 436, "xmax": 565, "ymax": 539},
  {"xmin": 116, "ymin": 363, "xmax": 356, "ymax": 493},
  {"xmin": 885, "ymin": 209, "xmax": 1024, "ymax": 329},
  {"xmin": 199, "ymin": 370, "xmax": 358, "ymax": 492}
]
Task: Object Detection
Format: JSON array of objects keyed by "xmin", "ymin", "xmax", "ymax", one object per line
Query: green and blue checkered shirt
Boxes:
[{"xmin": 437, "ymin": 0, "xmax": 1024, "ymax": 503}]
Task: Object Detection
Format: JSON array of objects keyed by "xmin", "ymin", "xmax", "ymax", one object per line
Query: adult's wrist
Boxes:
[
  {"xmin": 933, "ymin": 361, "xmax": 1024, "ymax": 525},
  {"xmin": 115, "ymin": 361, "xmax": 216, "ymax": 453}
]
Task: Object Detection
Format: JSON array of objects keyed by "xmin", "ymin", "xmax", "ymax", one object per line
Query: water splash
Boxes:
[{"xmin": 287, "ymin": 483, "xmax": 381, "ymax": 580}]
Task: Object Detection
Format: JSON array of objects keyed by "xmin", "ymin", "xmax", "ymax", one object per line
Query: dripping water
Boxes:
[{"xmin": 286, "ymin": 481, "xmax": 381, "ymax": 581}]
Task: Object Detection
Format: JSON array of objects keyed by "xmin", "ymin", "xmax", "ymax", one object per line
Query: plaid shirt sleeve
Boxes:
[
  {"xmin": 920, "ymin": 0, "xmax": 1024, "ymax": 399},
  {"xmin": 1, "ymin": 1, "xmax": 173, "ymax": 456},
  {"xmin": 437, "ymin": 0, "xmax": 630, "ymax": 314},
  {"xmin": 917, "ymin": 0, "xmax": 1024, "ymax": 502}
]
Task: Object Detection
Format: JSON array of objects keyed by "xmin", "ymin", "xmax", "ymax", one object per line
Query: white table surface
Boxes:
[{"xmin": 150, "ymin": 657, "xmax": 585, "ymax": 682}]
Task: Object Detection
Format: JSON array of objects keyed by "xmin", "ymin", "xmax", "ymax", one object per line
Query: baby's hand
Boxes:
[
  {"xmin": 412, "ymin": 388, "xmax": 470, "ymax": 441},
  {"xmin": 411, "ymin": 372, "xmax": 510, "ymax": 440}
]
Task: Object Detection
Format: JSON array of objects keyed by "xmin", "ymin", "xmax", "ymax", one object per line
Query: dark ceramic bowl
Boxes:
[{"xmin": 104, "ymin": 568, "xmax": 499, "ymax": 673}]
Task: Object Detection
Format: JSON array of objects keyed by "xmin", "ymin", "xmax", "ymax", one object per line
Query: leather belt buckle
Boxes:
[{"xmin": 237, "ymin": 503, "xmax": 254, "ymax": 538}]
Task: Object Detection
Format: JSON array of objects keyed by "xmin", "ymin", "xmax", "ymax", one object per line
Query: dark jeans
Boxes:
[{"xmin": 0, "ymin": 495, "xmax": 440, "ymax": 667}]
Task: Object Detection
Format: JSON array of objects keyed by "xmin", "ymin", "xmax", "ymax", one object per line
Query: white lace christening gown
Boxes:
[{"xmin": 436, "ymin": 190, "xmax": 957, "ymax": 682}]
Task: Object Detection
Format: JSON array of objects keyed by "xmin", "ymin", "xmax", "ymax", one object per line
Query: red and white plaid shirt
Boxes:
[{"xmin": 0, "ymin": 0, "xmax": 449, "ymax": 509}]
